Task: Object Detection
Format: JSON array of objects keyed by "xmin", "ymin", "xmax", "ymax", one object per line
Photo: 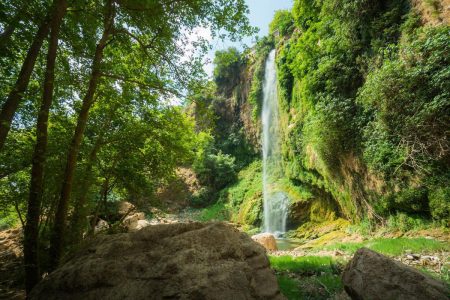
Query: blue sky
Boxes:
[{"xmin": 204, "ymin": 0, "xmax": 294, "ymax": 76}]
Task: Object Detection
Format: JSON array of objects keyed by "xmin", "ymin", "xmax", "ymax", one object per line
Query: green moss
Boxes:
[
  {"xmin": 309, "ymin": 199, "xmax": 337, "ymax": 223},
  {"xmin": 220, "ymin": 160, "xmax": 263, "ymax": 226},
  {"xmin": 291, "ymin": 218, "xmax": 350, "ymax": 240},
  {"xmin": 237, "ymin": 193, "xmax": 262, "ymax": 225}
]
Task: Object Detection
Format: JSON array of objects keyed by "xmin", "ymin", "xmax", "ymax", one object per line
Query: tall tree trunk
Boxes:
[
  {"xmin": 69, "ymin": 135, "xmax": 104, "ymax": 244},
  {"xmin": 0, "ymin": 10, "xmax": 53, "ymax": 151},
  {"xmin": 49, "ymin": 0, "xmax": 116, "ymax": 269},
  {"xmin": 23, "ymin": 0, "xmax": 68, "ymax": 294},
  {"xmin": 69, "ymin": 104, "xmax": 119, "ymax": 243}
]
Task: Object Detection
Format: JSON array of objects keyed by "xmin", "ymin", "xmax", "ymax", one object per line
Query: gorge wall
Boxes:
[{"xmin": 192, "ymin": 0, "xmax": 449, "ymax": 231}]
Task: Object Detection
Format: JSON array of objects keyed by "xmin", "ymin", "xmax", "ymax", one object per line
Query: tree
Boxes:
[
  {"xmin": 23, "ymin": 0, "xmax": 67, "ymax": 292},
  {"xmin": 48, "ymin": 0, "xmax": 256, "ymax": 268},
  {"xmin": 0, "ymin": 1, "xmax": 55, "ymax": 151}
]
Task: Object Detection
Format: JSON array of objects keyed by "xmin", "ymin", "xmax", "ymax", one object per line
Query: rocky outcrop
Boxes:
[
  {"xmin": 0, "ymin": 228, "xmax": 25, "ymax": 299},
  {"xmin": 342, "ymin": 248, "xmax": 449, "ymax": 300},
  {"xmin": 30, "ymin": 222, "xmax": 285, "ymax": 300},
  {"xmin": 93, "ymin": 218, "xmax": 109, "ymax": 233},
  {"xmin": 117, "ymin": 201, "xmax": 135, "ymax": 215},
  {"xmin": 251, "ymin": 233, "xmax": 278, "ymax": 251},
  {"xmin": 122, "ymin": 212, "xmax": 145, "ymax": 231}
]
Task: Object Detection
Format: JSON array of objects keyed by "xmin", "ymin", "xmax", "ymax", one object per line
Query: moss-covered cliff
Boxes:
[{"xmin": 191, "ymin": 0, "xmax": 449, "ymax": 230}]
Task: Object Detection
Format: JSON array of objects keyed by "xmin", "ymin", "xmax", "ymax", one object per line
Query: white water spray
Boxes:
[{"xmin": 262, "ymin": 50, "xmax": 289, "ymax": 236}]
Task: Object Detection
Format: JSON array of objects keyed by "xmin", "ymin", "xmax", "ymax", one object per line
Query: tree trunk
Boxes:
[
  {"xmin": 0, "ymin": 11, "xmax": 52, "ymax": 151},
  {"xmin": 69, "ymin": 103, "xmax": 120, "ymax": 244},
  {"xmin": 23, "ymin": 0, "xmax": 68, "ymax": 294},
  {"xmin": 69, "ymin": 136, "xmax": 104, "ymax": 244},
  {"xmin": 49, "ymin": 0, "xmax": 116, "ymax": 269}
]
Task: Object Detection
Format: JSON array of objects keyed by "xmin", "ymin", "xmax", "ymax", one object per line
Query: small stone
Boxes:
[{"xmin": 251, "ymin": 233, "xmax": 278, "ymax": 251}]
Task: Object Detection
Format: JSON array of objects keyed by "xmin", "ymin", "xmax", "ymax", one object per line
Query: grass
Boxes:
[
  {"xmin": 318, "ymin": 237, "xmax": 449, "ymax": 256},
  {"xmin": 277, "ymin": 276, "xmax": 301, "ymax": 299},
  {"xmin": 270, "ymin": 256, "xmax": 344, "ymax": 299},
  {"xmin": 194, "ymin": 202, "xmax": 230, "ymax": 222},
  {"xmin": 269, "ymin": 255, "xmax": 342, "ymax": 274}
]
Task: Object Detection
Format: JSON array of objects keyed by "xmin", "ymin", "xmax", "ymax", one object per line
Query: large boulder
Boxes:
[
  {"xmin": 30, "ymin": 222, "xmax": 285, "ymax": 300},
  {"xmin": 251, "ymin": 233, "xmax": 278, "ymax": 251},
  {"xmin": 342, "ymin": 247, "xmax": 449, "ymax": 300}
]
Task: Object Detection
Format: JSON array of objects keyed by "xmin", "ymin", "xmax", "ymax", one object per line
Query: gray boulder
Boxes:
[
  {"xmin": 342, "ymin": 247, "xmax": 449, "ymax": 300},
  {"xmin": 30, "ymin": 222, "xmax": 285, "ymax": 300}
]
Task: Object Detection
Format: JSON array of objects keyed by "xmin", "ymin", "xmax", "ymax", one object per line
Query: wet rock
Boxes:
[
  {"xmin": 30, "ymin": 222, "xmax": 285, "ymax": 300},
  {"xmin": 251, "ymin": 233, "xmax": 278, "ymax": 251},
  {"xmin": 342, "ymin": 248, "xmax": 449, "ymax": 300}
]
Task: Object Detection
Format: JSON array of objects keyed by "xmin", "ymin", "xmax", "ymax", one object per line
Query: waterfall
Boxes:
[{"xmin": 262, "ymin": 49, "xmax": 289, "ymax": 237}]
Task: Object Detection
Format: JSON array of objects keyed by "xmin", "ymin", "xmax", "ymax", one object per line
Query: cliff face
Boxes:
[
  {"xmin": 412, "ymin": 0, "xmax": 450, "ymax": 26},
  {"xmin": 216, "ymin": 0, "xmax": 449, "ymax": 228}
]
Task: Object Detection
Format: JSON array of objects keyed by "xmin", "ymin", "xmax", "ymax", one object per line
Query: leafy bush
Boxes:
[
  {"xmin": 428, "ymin": 187, "xmax": 450, "ymax": 223},
  {"xmin": 196, "ymin": 202, "xmax": 230, "ymax": 222},
  {"xmin": 386, "ymin": 213, "xmax": 430, "ymax": 232},
  {"xmin": 193, "ymin": 132, "xmax": 237, "ymax": 190},
  {"xmin": 269, "ymin": 10, "xmax": 294, "ymax": 37},
  {"xmin": 378, "ymin": 187, "xmax": 429, "ymax": 216},
  {"xmin": 360, "ymin": 27, "xmax": 450, "ymax": 178}
]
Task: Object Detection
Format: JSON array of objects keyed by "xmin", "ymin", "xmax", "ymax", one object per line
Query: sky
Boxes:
[{"xmin": 203, "ymin": 0, "xmax": 294, "ymax": 76}]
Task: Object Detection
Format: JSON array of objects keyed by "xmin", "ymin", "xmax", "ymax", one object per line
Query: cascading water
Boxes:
[{"xmin": 262, "ymin": 49, "xmax": 289, "ymax": 237}]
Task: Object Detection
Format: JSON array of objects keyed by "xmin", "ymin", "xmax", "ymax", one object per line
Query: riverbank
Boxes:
[{"xmin": 1, "ymin": 209, "xmax": 448, "ymax": 300}]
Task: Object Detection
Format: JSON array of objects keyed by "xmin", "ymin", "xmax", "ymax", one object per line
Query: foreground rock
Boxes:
[
  {"xmin": 251, "ymin": 233, "xmax": 278, "ymax": 251},
  {"xmin": 0, "ymin": 228, "xmax": 25, "ymax": 299},
  {"xmin": 30, "ymin": 222, "xmax": 284, "ymax": 300},
  {"xmin": 342, "ymin": 247, "xmax": 449, "ymax": 300}
]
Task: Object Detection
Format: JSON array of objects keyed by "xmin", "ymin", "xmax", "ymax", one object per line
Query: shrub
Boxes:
[
  {"xmin": 429, "ymin": 187, "xmax": 450, "ymax": 223},
  {"xmin": 379, "ymin": 187, "xmax": 429, "ymax": 216},
  {"xmin": 386, "ymin": 213, "xmax": 429, "ymax": 232},
  {"xmin": 359, "ymin": 27, "xmax": 450, "ymax": 178},
  {"xmin": 269, "ymin": 10, "xmax": 294, "ymax": 37}
]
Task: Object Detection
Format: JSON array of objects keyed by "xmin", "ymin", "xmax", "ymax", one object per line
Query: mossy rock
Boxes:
[
  {"xmin": 297, "ymin": 230, "xmax": 348, "ymax": 249},
  {"xmin": 291, "ymin": 218, "xmax": 350, "ymax": 240},
  {"xmin": 236, "ymin": 192, "xmax": 263, "ymax": 226},
  {"xmin": 310, "ymin": 199, "xmax": 337, "ymax": 222}
]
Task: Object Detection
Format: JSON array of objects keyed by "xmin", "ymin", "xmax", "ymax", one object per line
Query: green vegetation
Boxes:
[
  {"xmin": 270, "ymin": 256, "xmax": 344, "ymax": 299},
  {"xmin": 220, "ymin": 160, "xmax": 263, "ymax": 226},
  {"xmin": 221, "ymin": 0, "xmax": 450, "ymax": 228},
  {"xmin": 195, "ymin": 202, "xmax": 230, "ymax": 222},
  {"xmin": 1, "ymin": 0, "xmax": 449, "ymax": 297},
  {"xmin": 318, "ymin": 237, "xmax": 449, "ymax": 256},
  {"xmin": 276, "ymin": 276, "xmax": 301, "ymax": 300},
  {"xmin": 269, "ymin": 255, "xmax": 341, "ymax": 274},
  {"xmin": 0, "ymin": 0, "xmax": 256, "ymax": 294}
]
